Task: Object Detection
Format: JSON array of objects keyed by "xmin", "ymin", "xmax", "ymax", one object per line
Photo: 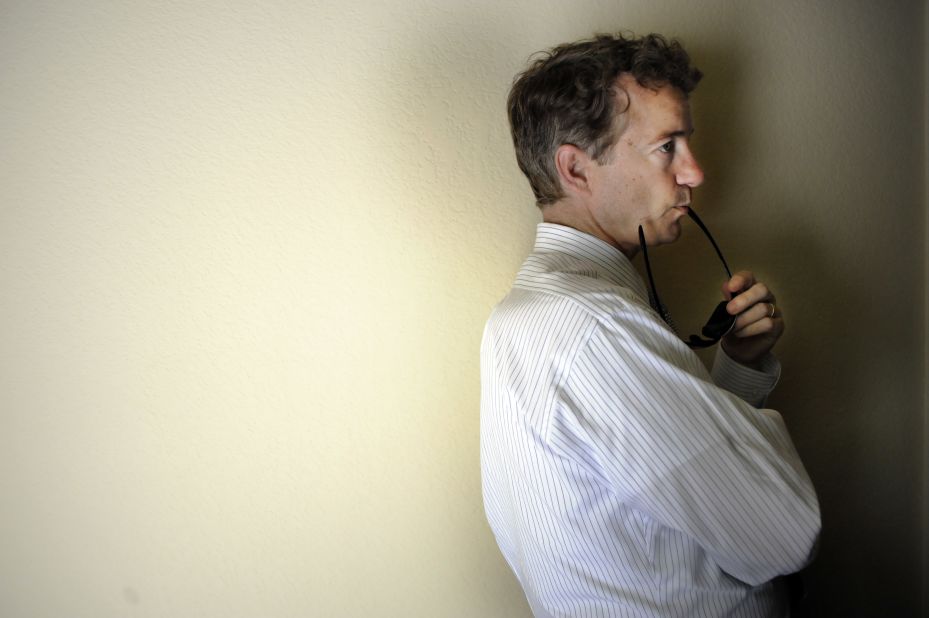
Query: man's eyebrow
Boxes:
[{"xmin": 652, "ymin": 128, "xmax": 694, "ymax": 142}]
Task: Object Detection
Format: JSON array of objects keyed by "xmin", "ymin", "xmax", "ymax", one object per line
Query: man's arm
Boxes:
[
  {"xmin": 711, "ymin": 346, "xmax": 780, "ymax": 408},
  {"xmin": 557, "ymin": 305, "xmax": 819, "ymax": 586}
]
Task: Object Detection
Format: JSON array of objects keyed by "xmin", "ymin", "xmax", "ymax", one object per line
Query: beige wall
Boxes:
[{"xmin": 0, "ymin": 1, "xmax": 925, "ymax": 616}]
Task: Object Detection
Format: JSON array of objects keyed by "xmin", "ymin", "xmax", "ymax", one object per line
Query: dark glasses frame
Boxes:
[{"xmin": 638, "ymin": 208, "xmax": 735, "ymax": 349}]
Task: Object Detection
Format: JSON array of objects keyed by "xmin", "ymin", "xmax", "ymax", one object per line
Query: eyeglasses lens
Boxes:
[{"xmin": 702, "ymin": 300, "xmax": 735, "ymax": 339}]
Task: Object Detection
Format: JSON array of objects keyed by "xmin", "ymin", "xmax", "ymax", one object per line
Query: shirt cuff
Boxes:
[{"xmin": 711, "ymin": 347, "xmax": 781, "ymax": 408}]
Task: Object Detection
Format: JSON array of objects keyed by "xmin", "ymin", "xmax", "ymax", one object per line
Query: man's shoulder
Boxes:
[
  {"xmin": 505, "ymin": 252, "xmax": 646, "ymax": 320},
  {"xmin": 482, "ymin": 259, "xmax": 651, "ymax": 364}
]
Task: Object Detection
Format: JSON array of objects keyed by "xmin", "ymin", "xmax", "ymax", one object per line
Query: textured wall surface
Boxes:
[{"xmin": 0, "ymin": 1, "xmax": 925, "ymax": 616}]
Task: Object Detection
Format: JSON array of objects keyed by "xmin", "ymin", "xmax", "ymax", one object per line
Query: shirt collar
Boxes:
[{"xmin": 532, "ymin": 223, "xmax": 649, "ymax": 301}]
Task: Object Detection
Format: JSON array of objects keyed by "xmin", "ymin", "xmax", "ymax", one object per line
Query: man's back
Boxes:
[{"xmin": 480, "ymin": 224, "xmax": 818, "ymax": 617}]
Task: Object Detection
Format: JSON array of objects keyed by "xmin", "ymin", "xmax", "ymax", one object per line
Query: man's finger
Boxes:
[
  {"xmin": 723, "ymin": 271, "xmax": 755, "ymax": 297},
  {"xmin": 732, "ymin": 317, "xmax": 784, "ymax": 339},
  {"xmin": 728, "ymin": 285, "xmax": 774, "ymax": 315},
  {"xmin": 733, "ymin": 302, "xmax": 776, "ymax": 331}
]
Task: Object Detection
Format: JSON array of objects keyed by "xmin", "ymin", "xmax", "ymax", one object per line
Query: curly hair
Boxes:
[{"xmin": 507, "ymin": 33, "xmax": 702, "ymax": 207}]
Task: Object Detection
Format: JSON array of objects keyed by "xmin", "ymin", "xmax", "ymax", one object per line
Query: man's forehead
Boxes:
[
  {"xmin": 613, "ymin": 75, "xmax": 692, "ymax": 142},
  {"xmin": 615, "ymin": 72, "xmax": 686, "ymax": 99}
]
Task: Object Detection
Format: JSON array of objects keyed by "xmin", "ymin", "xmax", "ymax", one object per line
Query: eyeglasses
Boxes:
[{"xmin": 638, "ymin": 208, "xmax": 735, "ymax": 349}]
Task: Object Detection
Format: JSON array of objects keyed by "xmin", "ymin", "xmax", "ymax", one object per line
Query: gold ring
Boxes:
[{"xmin": 768, "ymin": 303, "xmax": 777, "ymax": 318}]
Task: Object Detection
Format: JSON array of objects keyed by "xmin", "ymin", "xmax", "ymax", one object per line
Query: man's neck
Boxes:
[{"xmin": 541, "ymin": 199, "xmax": 639, "ymax": 259}]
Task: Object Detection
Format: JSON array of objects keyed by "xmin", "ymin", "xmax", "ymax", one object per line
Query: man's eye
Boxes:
[{"xmin": 658, "ymin": 141, "xmax": 675, "ymax": 154}]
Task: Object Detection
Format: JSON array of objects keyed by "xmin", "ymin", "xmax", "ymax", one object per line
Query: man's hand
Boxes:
[{"xmin": 720, "ymin": 271, "xmax": 784, "ymax": 368}]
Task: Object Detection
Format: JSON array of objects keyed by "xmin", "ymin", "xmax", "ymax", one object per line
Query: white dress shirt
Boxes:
[{"xmin": 480, "ymin": 223, "xmax": 820, "ymax": 617}]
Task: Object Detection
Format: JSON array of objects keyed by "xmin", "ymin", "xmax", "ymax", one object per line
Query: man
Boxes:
[{"xmin": 480, "ymin": 33, "xmax": 820, "ymax": 616}]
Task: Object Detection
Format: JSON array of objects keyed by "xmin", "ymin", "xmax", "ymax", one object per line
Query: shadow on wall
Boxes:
[
  {"xmin": 771, "ymin": 231, "xmax": 922, "ymax": 616},
  {"xmin": 659, "ymin": 39, "xmax": 919, "ymax": 613}
]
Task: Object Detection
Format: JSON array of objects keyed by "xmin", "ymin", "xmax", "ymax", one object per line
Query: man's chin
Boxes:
[
  {"xmin": 634, "ymin": 219, "xmax": 683, "ymax": 250},
  {"xmin": 657, "ymin": 221, "xmax": 683, "ymax": 245}
]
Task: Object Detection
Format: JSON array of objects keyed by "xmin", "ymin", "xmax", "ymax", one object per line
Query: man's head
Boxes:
[
  {"xmin": 507, "ymin": 33, "xmax": 705, "ymax": 254},
  {"xmin": 508, "ymin": 33, "xmax": 702, "ymax": 207}
]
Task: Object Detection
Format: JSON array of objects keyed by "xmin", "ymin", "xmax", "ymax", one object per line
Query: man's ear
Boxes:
[{"xmin": 554, "ymin": 144, "xmax": 594, "ymax": 197}]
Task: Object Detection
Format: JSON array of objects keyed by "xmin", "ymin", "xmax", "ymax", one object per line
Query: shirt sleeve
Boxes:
[
  {"xmin": 711, "ymin": 347, "xmax": 780, "ymax": 408},
  {"xmin": 555, "ymin": 307, "xmax": 820, "ymax": 587}
]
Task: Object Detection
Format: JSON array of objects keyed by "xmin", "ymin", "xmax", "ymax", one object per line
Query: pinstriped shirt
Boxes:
[{"xmin": 480, "ymin": 223, "xmax": 820, "ymax": 617}]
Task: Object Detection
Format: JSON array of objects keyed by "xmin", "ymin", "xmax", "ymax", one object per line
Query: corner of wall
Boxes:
[{"xmin": 923, "ymin": 2, "xmax": 929, "ymax": 615}]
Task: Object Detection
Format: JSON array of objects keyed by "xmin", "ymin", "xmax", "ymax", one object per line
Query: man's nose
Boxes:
[{"xmin": 676, "ymin": 151, "xmax": 704, "ymax": 188}]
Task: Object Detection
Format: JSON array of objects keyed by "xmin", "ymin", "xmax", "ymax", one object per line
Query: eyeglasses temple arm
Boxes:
[
  {"xmin": 686, "ymin": 208, "xmax": 732, "ymax": 279},
  {"xmin": 638, "ymin": 225, "xmax": 666, "ymax": 314}
]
